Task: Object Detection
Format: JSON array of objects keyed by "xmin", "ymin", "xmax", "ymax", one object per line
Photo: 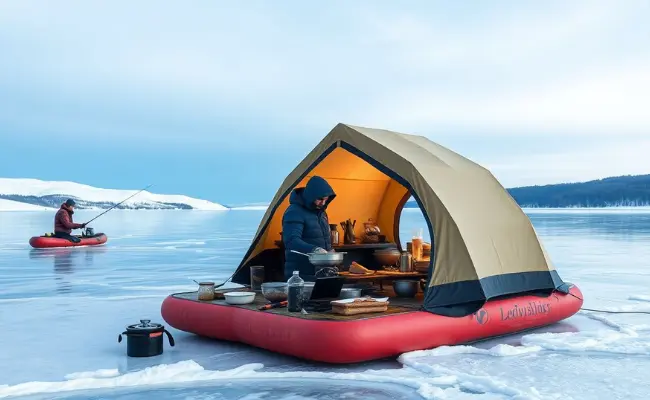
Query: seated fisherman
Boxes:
[
  {"xmin": 282, "ymin": 176, "xmax": 336, "ymax": 281},
  {"xmin": 54, "ymin": 199, "xmax": 86, "ymax": 243}
]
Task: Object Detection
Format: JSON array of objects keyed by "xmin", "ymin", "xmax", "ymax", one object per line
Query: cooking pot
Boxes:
[
  {"xmin": 393, "ymin": 280, "xmax": 419, "ymax": 298},
  {"xmin": 339, "ymin": 287, "xmax": 362, "ymax": 299},
  {"xmin": 290, "ymin": 250, "xmax": 347, "ymax": 267},
  {"xmin": 118, "ymin": 319, "xmax": 175, "ymax": 357}
]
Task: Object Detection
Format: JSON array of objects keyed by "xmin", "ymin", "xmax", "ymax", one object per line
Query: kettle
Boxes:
[{"xmin": 397, "ymin": 251, "xmax": 414, "ymax": 273}]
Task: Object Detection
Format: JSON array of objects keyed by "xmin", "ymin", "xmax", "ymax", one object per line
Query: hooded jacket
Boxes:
[
  {"xmin": 282, "ymin": 176, "xmax": 336, "ymax": 280},
  {"xmin": 54, "ymin": 204, "xmax": 84, "ymax": 234}
]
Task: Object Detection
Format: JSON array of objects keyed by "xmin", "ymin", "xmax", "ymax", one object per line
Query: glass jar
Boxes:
[
  {"xmin": 250, "ymin": 265, "xmax": 265, "ymax": 291},
  {"xmin": 198, "ymin": 282, "xmax": 215, "ymax": 301},
  {"xmin": 411, "ymin": 229, "xmax": 423, "ymax": 261}
]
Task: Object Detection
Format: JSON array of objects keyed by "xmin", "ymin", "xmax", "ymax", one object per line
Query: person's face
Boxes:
[
  {"xmin": 313, "ymin": 197, "xmax": 329, "ymax": 209},
  {"xmin": 69, "ymin": 204, "xmax": 75, "ymax": 210}
]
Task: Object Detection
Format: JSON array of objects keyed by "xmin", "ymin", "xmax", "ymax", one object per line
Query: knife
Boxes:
[{"xmin": 258, "ymin": 300, "xmax": 288, "ymax": 310}]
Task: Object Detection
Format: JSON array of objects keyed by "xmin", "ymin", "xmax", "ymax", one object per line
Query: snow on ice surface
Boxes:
[
  {"xmin": 0, "ymin": 178, "xmax": 228, "ymax": 210},
  {"xmin": 1, "ymin": 209, "xmax": 650, "ymax": 399},
  {"xmin": 0, "ymin": 199, "xmax": 54, "ymax": 211}
]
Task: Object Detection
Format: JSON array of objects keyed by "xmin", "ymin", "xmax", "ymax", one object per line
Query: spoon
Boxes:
[{"xmin": 192, "ymin": 278, "xmax": 227, "ymax": 289}]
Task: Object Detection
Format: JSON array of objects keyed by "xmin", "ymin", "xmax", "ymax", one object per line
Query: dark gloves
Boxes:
[{"xmin": 81, "ymin": 223, "xmax": 87, "ymax": 228}]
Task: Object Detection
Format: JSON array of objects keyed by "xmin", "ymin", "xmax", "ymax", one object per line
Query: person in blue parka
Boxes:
[{"xmin": 282, "ymin": 176, "xmax": 336, "ymax": 281}]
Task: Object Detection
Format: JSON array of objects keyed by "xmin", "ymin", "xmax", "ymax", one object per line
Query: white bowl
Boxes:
[{"xmin": 224, "ymin": 291, "xmax": 256, "ymax": 305}]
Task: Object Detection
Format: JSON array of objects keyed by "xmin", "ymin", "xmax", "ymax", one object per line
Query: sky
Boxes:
[{"xmin": 1, "ymin": 0, "xmax": 649, "ymax": 204}]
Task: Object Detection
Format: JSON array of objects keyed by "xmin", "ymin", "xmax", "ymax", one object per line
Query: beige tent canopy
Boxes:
[{"xmin": 232, "ymin": 123, "xmax": 568, "ymax": 316}]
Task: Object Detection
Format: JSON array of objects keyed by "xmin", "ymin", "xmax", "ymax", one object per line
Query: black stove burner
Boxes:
[
  {"xmin": 303, "ymin": 299, "xmax": 336, "ymax": 312},
  {"xmin": 315, "ymin": 266, "xmax": 341, "ymax": 278}
]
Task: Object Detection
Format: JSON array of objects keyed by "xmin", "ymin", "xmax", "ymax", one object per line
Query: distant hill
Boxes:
[
  {"xmin": 0, "ymin": 178, "xmax": 228, "ymax": 211},
  {"xmin": 404, "ymin": 174, "xmax": 650, "ymax": 208}
]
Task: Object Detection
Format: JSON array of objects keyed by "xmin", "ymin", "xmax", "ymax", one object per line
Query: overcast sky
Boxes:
[{"xmin": 1, "ymin": 0, "xmax": 648, "ymax": 203}]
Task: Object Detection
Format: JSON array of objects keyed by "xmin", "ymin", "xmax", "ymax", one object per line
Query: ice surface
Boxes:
[
  {"xmin": 1, "ymin": 209, "xmax": 650, "ymax": 399},
  {"xmin": 0, "ymin": 199, "xmax": 54, "ymax": 211}
]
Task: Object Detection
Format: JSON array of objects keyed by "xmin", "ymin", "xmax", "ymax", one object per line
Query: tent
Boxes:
[{"xmin": 232, "ymin": 123, "xmax": 569, "ymax": 316}]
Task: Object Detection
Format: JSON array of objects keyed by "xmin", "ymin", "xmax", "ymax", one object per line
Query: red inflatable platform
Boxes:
[
  {"xmin": 29, "ymin": 233, "xmax": 108, "ymax": 249},
  {"xmin": 161, "ymin": 284, "xmax": 583, "ymax": 364}
]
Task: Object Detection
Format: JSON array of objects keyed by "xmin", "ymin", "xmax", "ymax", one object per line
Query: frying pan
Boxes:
[{"xmin": 290, "ymin": 250, "xmax": 347, "ymax": 266}]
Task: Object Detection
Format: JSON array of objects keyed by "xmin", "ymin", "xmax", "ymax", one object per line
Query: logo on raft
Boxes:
[
  {"xmin": 474, "ymin": 301, "xmax": 552, "ymax": 324},
  {"xmin": 474, "ymin": 309, "xmax": 489, "ymax": 325},
  {"xmin": 500, "ymin": 301, "xmax": 551, "ymax": 321}
]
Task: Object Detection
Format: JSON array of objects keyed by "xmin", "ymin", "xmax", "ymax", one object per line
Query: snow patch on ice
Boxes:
[
  {"xmin": 629, "ymin": 295, "xmax": 650, "ymax": 302},
  {"xmin": 519, "ymin": 330, "xmax": 650, "ymax": 355},
  {"xmin": 402, "ymin": 344, "xmax": 542, "ymax": 359},
  {"xmin": 0, "ymin": 358, "xmax": 553, "ymax": 400},
  {"xmin": 519, "ymin": 312, "xmax": 650, "ymax": 356},
  {"xmin": 64, "ymin": 369, "xmax": 121, "ymax": 380},
  {"xmin": 399, "ymin": 353, "xmax": 545, "ymax": 399}
]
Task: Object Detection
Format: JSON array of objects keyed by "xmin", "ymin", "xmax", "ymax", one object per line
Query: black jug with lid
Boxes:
[{"xmin": 118, "ymin": 319, "xmax": 175, "ymax": 357}]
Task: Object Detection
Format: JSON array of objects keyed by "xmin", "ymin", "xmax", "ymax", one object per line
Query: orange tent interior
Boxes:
[{"xmin": 235, "ymin": 146, "xmax": 413, "ymax": 283}]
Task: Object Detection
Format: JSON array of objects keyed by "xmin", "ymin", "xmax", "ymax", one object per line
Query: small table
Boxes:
[{"xmin": 338, "ymin": 271, "xmax": 427, "ymax": 290}]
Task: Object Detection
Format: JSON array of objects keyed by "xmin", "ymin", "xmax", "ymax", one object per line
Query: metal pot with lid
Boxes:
[{"xmin": 118, "ymin": 319, "xmax": 175, "ymax": 357}]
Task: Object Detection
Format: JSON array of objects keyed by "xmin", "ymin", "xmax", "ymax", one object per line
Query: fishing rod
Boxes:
[{"xmin": 84, "ymin": 184, "xmax": 153, "ymax": 225}]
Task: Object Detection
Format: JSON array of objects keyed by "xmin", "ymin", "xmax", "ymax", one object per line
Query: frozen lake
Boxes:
[{"xmin": 1, "ymin": 208, "xmax": 650, "ymax": 399}]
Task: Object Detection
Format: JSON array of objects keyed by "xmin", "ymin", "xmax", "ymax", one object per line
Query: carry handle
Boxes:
[{"xmin": 163, "ymin": 329, "xmax": 175, "ymax": 347}]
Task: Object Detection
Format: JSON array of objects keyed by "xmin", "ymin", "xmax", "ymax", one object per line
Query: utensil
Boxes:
[
  {"xmin": 340, "ymin": 219, "xmax": 356, "ymax": 244},
  {"xmin": 258, "ymin": 300, "xmax": 288, "ymax": 310},
  {"xmin": 290, "ymin": 250, "xmax": 347, "ymax": 266},
  {"xmin": 393, "ymin": 279, "xmax": 419, "ymax": 298},
  {"xmin": 224, "ymin": 291, "xmax": 256, "ymax": 305},
  {"xmin": 193, "ymin": 279, "xmax": 227, "ymax": 291},
  {"xmin": 261, "ymin": 282, "xmax": 288, "ymax": 302}
]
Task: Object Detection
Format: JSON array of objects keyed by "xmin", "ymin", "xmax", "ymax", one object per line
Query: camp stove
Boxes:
[{"xmin": 315, "ymin": 266, "xmax": 340, "ymax": 278}]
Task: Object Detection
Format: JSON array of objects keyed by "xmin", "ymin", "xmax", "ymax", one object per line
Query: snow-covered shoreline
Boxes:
[{"xmin": 0, "ymin": 178, "xmax": 227, "ymax": 211}]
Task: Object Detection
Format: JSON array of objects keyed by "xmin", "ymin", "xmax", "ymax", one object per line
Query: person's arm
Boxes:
[
  {"xmin": 283, "ymin": 210, "xmax": 319, "ymax": 253},
  {"xmin": 60, "ymin": 212, "xmax": 85, "ymax": 229}
]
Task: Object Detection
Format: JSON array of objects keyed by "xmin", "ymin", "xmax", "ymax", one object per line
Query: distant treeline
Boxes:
[{"xmin": 404, "ymin": 174, "xmax": 650, "ymax": 208}]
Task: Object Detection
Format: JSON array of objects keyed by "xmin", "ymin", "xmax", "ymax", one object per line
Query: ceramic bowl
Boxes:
[{"xmin": 224, "ymin": 291, "xmax": 256, "ymax": 305}]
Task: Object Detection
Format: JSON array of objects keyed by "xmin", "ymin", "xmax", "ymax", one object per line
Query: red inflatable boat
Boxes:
[
  {"xmin": 161, "ymin": 284, "xmax": 583, "ymax": 364},
  {"xmin": 29, "ymin": 233, "xmax": 108, "ymax": 249}
]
